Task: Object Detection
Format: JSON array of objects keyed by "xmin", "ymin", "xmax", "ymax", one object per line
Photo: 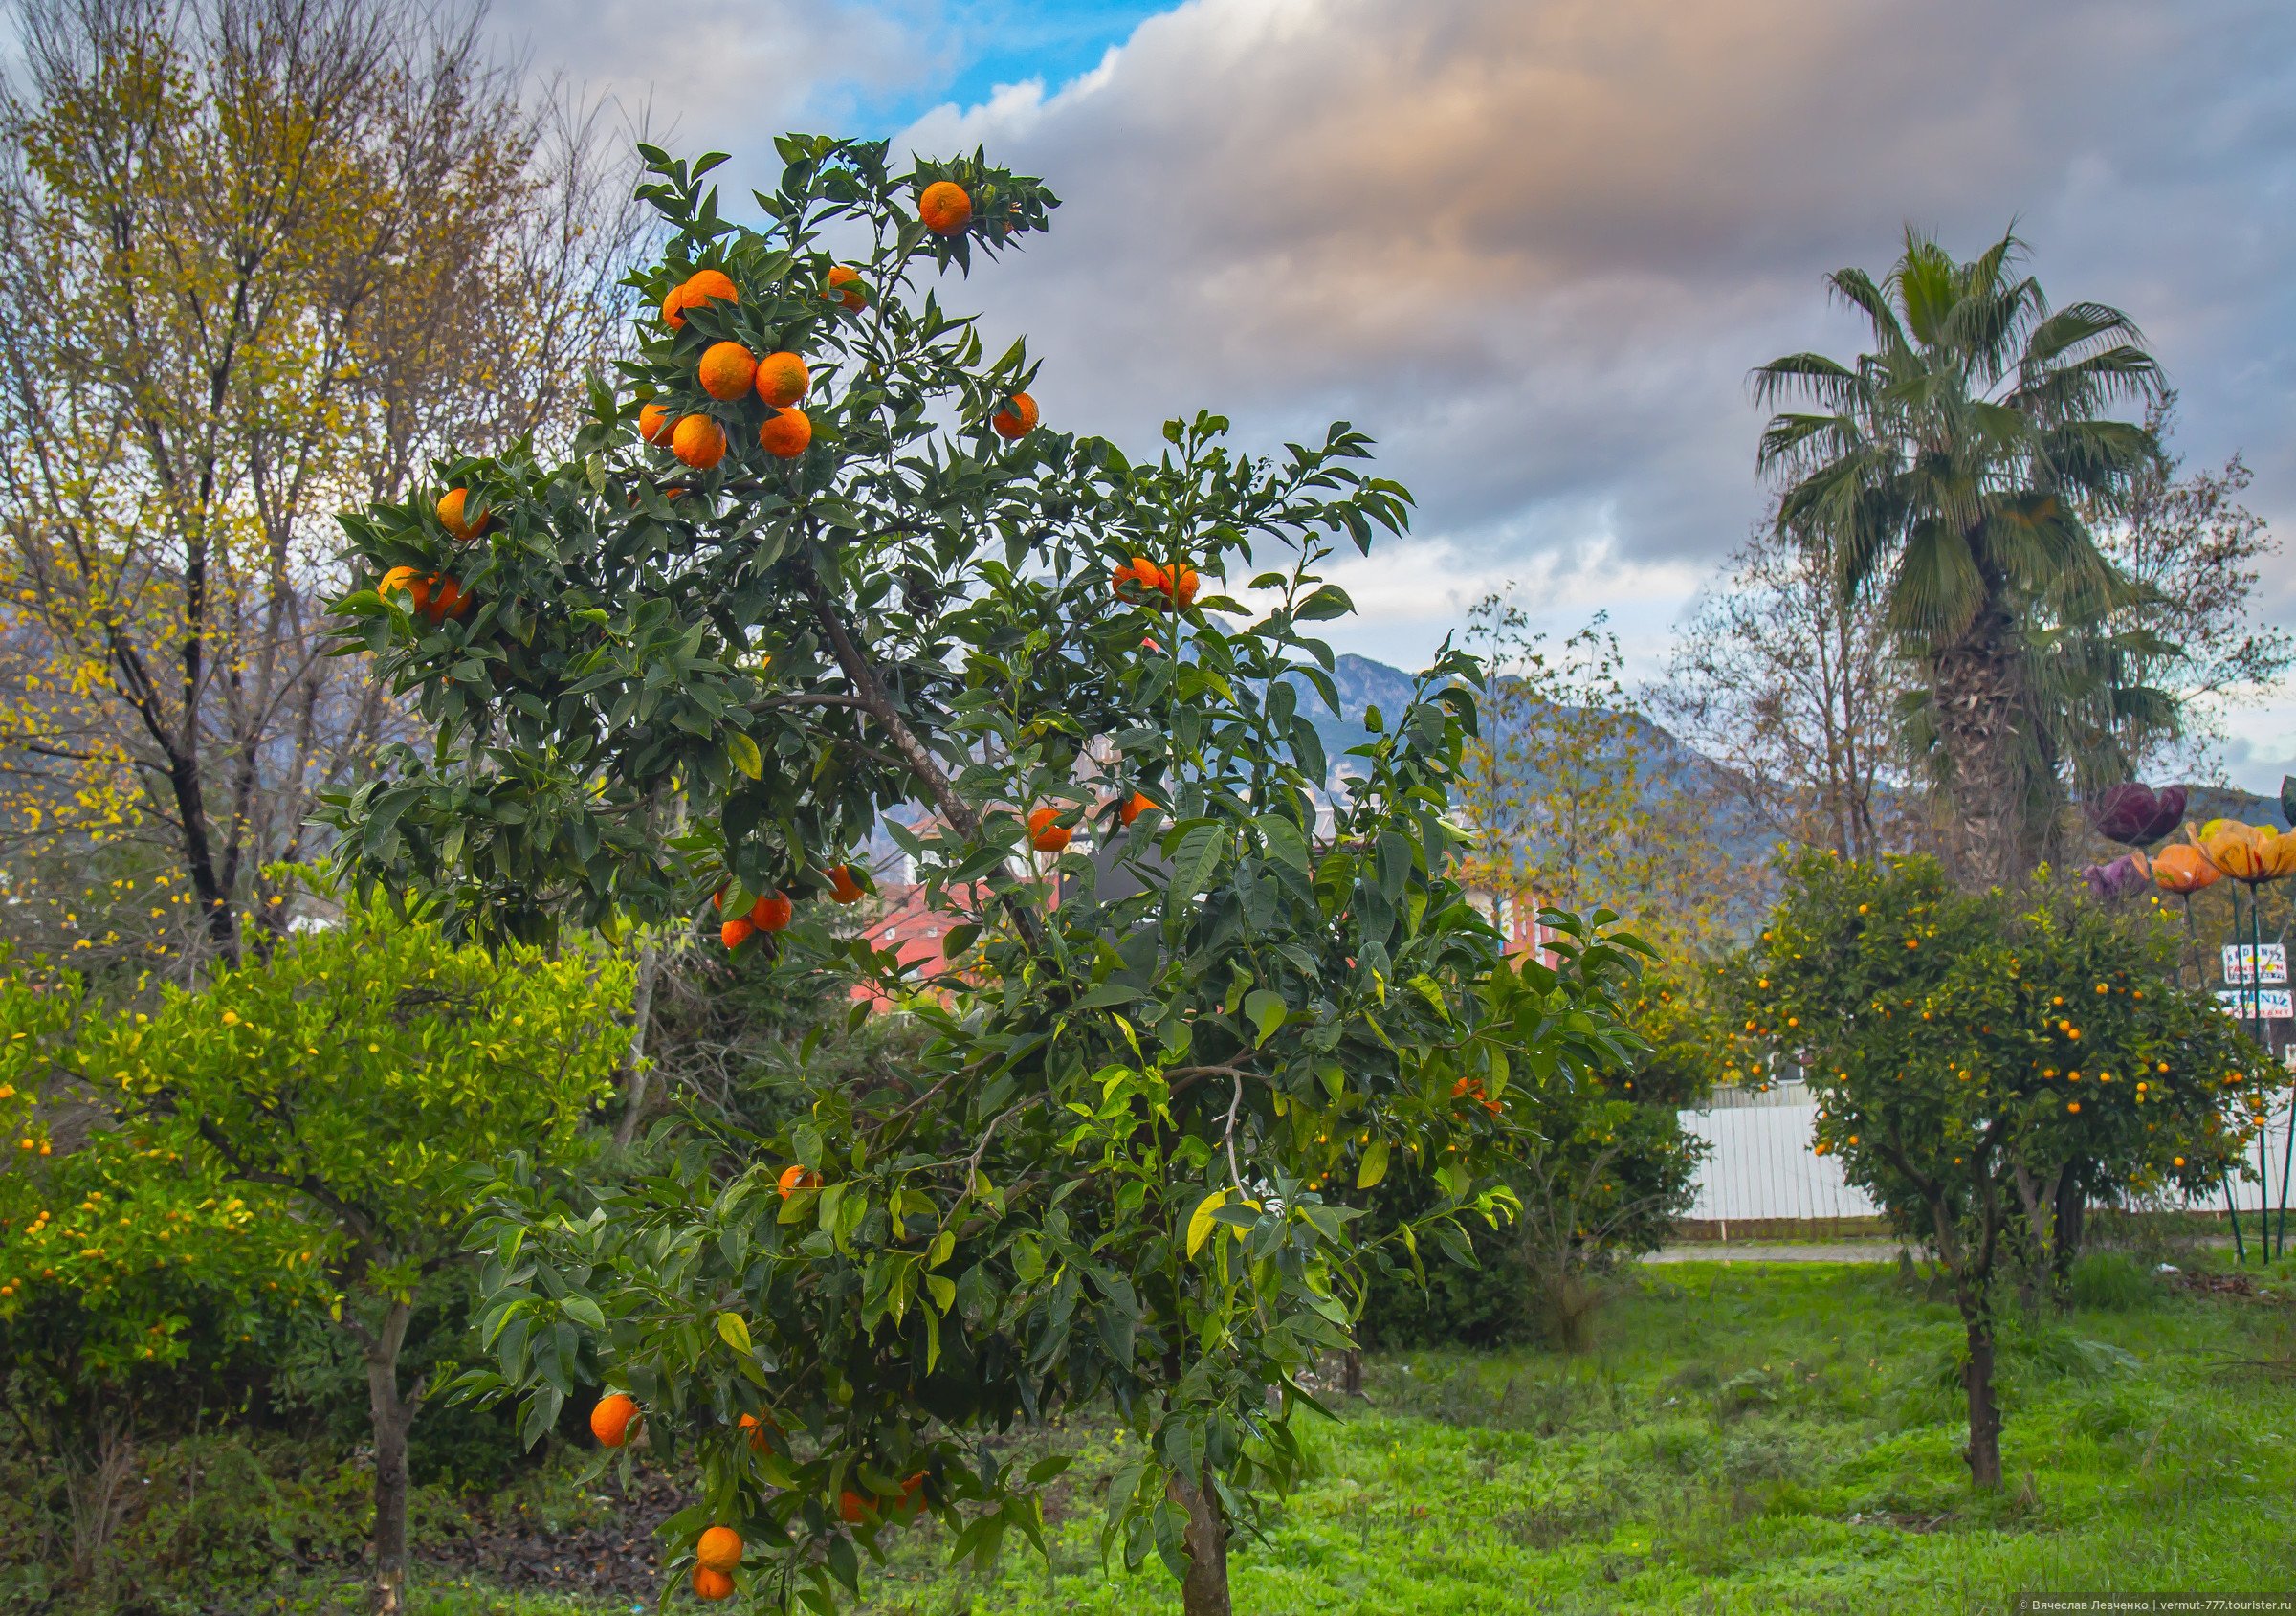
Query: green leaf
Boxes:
[
  {"xmin": 562, "ymin": 1295, "xmax": 607, "ymax": 1331},
  {"xmin": 1356, "ymin": 1139, "xmax": 1390, "ymax": 1189},
  {"xmin": 1243, "ymin": 988, "xmax": 1286, "ymax": 1047},
  {"xmin": 726, "ymin": 731, "xmax": 762, "ymax": 779},
  {"xmin": 716, "ymin": 1313, "xmax": 753, "ymax": 1354}
]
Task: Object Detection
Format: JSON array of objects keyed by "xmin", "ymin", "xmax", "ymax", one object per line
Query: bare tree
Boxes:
[
  {"xmin": 0, "ymin": 0, "xmax": 648, "ymax": 974},
  {"xmin": 1654, "ymin": 513, "xmax": 1924, "ymax": 864}
]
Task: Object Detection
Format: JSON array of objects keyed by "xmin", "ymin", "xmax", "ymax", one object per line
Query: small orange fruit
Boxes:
[
  {"xmin": 1170, "ymin": 564, "xmax": 1200, "ymax": 609},
  {"xmin": 1118, "ymin": 792, "xmax": 1154, "ymax": 827},
  {"xmin": 661, "ymin": 282, "xmax": 695, "ymax": 329},
  {"xmin": 721, "ymin": 917, "xmax": 755, "ymax": 950},
  {"xmin": 777, "ymin": 1163, "xmax": 822, "ymax": 1199},
  {"xmin": 695, "ymin": 1526, "xmax": 744, "ymax": 1573},
  {"xmin": 672, "ymin": 414, "xmax": 728, "ymax": 470},
  {"xmin": 825, "ymin": 264, "xmax": 868, "ymax": 311},
  {"xmin": 990, "ymin": 392, "xmax": 1038, "ymax": 439},
  {"xmin": 698, "ymin": 342, "xmax": 759, "ymax": 402},
  {"xmin": 838, "ymin": 1488, "xmax": 874, "ymax": 1525},
  {"xmin": 589, "ymin": 1393, "xmax": 639, "ymax": 1448},
  {"xmin": 755, "ymin": 352, "xmax": 809, "ymax": 408},
  {"xmin": 758, "ymin": 408, "xmax": 811, "ymax": 459},
  {"xmin": 685, "ymin": 268, "xmax": 738, "ymax": 306},
  {"xmin": 1027, "ymin": 807, "xmax": 1071, "ymax": 853},
  {"xmin": 749, "ymin": 892, "xmax": 793, "ymax": 932},
  {"xmin": 826, "ymin": 864, "xmax": 864, "ymax": 904},
  {"xmin": 917, "ymin": 180, "xmax": 972, "ymax": 234},
  {"xmin": 739, "ymin": 1411, "xmax": 776, "ymax": 1450},
  {"xmin": 692, "ymin": 1565, "xmax": 735, "ymax": 1601},
  {"xmin": 437, "ymin": 488, "xmax": 489, "ymax": 541},
  {"xmin": 639, "ymin": 402, "xmax": 675, "ymax": 444}
]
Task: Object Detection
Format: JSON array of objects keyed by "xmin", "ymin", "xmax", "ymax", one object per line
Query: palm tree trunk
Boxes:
[{"xmin": 1928, "ymin": 599, "xmax": 2051, "ymax": 890}]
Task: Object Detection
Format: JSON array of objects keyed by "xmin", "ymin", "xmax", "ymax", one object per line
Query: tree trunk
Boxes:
[
  {"xmin": 2051, "ymin": 1168, "xmax": 2086, "ymax": 1284},
  {"xmin": 611, "ymin": 933, "xmax": 663, "ymax": 1148},
  {"xmin": 1961, "ymin": 1315, "xmax": 2003, "ymax": 1490},
  {"xmin": 61, "ymin": 1406, "xmax": 137, "ymax": 1587},
  {"xmin": 1165, "ymin": 1467, "xmax": 1230, "ymax": 1616},
  {"xmin": 363, "ymin": 1301, "xmax": 424, "ymax": 1615},
  {"xmin": 1927, "ymin": 596, "xmax": 2055, "ymax": 892}
]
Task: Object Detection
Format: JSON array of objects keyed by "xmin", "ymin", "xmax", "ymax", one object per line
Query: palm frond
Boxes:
[{"xmin": 1884, "ymin": 518, "xmax": 1986, "ymax": 642}]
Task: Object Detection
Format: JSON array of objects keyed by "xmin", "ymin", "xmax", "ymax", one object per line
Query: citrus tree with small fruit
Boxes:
[
  {"xmin": 326, "ymin": 136, "xmax": 1646, "ymax": 1616},
  {"xmin": 1726, "ymin": 850, "xmax": 2258, "ymax": 1490},
  {"xmin": 0, "ymin": 896, "xmax": 629, "ymax": 1613}
]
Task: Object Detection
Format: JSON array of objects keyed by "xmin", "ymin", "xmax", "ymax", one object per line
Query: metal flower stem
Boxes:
[
  {"xmin": 2197, "ymin": 887, "xmax": 2247, "ymax": 1265},
  {"xmin": 2251, "ymin": 882, "xmax": 2272, "ymax": 1260}
]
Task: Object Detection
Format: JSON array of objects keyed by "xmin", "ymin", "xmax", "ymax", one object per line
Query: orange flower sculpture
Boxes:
[
  {"xmin": 2152, "ymin": 843, "xmax": 2221, "ymax": 896},
  {"xmin": 2194, "ymin": 819, "xmax": 2296, "ymax": 884}
]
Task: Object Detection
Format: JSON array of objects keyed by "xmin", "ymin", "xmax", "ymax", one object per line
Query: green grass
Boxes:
[
  {"xmin": 832, "ymin": 1257, "xmax": 2296, "ymax": 1615},
  {"xmin": 254, "ymin": 1254, "xmax": 2296, "ymax": 1614}
]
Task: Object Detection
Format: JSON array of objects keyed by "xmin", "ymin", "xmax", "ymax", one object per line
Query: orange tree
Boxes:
[
  {"xmin": 0, "ymin": 897, "xmax": 629, "ymax": 1613},
  {"xmin": 1726, "ymin": 851, "xmax": 2257, "ymax": 1490},
  {"xmin": 320, "ymin": 138, "xmax": 1647, "ymax": 1615}
]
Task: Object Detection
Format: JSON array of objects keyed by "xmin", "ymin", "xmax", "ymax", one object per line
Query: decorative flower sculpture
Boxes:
[
  {"xmin": 2081, "ymin": 851, "xmax": 2152, "ymax": 902},
  {"xmin": 2151, "ymin": 843, "xmax": 2221, "ymax": 896},
  {"xmin": 2089, "ymin": 782, "xmax": 2186, "ymax": 848},
  {"xmin": 2193, "ymin": 819, "xmax": 2296, "ymax": 885}
]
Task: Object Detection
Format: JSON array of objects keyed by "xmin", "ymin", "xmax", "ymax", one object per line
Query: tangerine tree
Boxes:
[
  {"xmin": 323, "ymin": 137, "xmax": 1647, "ymax": 1614},
  {"xmin": 1727, "ymin": 850, "xmax": 2258, "ymax": 1488}
]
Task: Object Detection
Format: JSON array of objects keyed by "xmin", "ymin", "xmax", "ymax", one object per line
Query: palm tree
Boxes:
[{"xmin": 1754, "ymin": 229, "xmax": 2167, "ymax": 888}]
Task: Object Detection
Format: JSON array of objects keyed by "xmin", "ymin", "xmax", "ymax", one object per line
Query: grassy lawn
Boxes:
[{"xmin": 380, "ymin": 1253, "xmax": 2295, "ymax": 1615}]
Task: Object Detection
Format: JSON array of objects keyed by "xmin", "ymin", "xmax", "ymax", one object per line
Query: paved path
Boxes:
[{"xmin": 1644, "ymin": 1242, "xmax": 1909, "ymax": 1264}]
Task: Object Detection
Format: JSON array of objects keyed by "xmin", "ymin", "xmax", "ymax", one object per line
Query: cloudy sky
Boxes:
[{"xmin": 486, "ymin": 0, "xmax": 2296, "ymax": 790}]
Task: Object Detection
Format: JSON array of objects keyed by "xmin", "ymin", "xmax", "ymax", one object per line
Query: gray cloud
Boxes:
[{"xmin": 479, "ymin": 0, "xmax": 2296, "ymax": 778}]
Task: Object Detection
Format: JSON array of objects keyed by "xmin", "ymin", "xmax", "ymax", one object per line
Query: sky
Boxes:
[{"xmin": 482, "ymin": 0, "xmax": 2296, "ymax": 793}]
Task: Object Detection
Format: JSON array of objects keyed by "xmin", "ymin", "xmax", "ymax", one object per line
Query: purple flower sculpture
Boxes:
[
  {"xmin": 2082, "ymin": 851, "xmax": 2152, "ymax": 902},
  {"xmin": 2089, "ymin": 782, "xmax": 2186, "ymax": 848}
]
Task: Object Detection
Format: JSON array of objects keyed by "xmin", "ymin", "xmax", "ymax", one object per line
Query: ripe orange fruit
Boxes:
[
  {"xmin": 589, "ymin": 1393, "xmax": 639, "ymax": 1448},
  {"xmin": 437, "ymin": 487, "xmax": 489, "ymax": 541},
  {"xmin": 897, "ymin": 1472, "xmax": 927, "ymax": 1515},
  {"xmin": 661, "ymin": 283, "xmax": 695, "ymax": 329},
  {"xmin": 672, "ymin": 414, "xmax": 728, "ymax": 470},
  {"xmin": 1118, "ymin": 792, "xmax": 1155, "ymax": 827},
  {"xmin": 917, "ymin": 180, "xmax": 972, "ymax": 234},
  {"xmin": 1028, "ymin": 807, "xmax": 1071, "ymax": 853},
  {"xmin": 695, "ymin": 1526, "xmax": 744, "ymax": 1573},
  {"xmin": 990, "ymin": 392, "xmax": 1038, "ymax": 439},
  {"xmin": 711, "ymin": 888, "xmax": 724, "ymax": 912},
  {"xmin": 639, "ymin": 402, "xmax": 674, "ymax": 444},
  {"xmin": 825, "ymin": 264, "xmax": 868, "ymax": 311},
  {"xmin": 777, "ymin": 1163, "xmax": 821, "ymax": 1199},
  {"xmin": 1170, "ymin": 564, "xmax": 1201, "ymax": 608},
  {"xmin": 739, "ymin": 1411, "xmax": 775, "ymax": 1450},
  {"xmin": 755, "ymin": 352, "xmax": 809, "ymax": 408},
  {"xmin": 721, "ymin": 917, "xmax": 755, "ymax": 949},
  {"xmin": 827, "ymin": 864, "xmax": 864, "ymax": 903},
  {"xmin": 685, "ymin": 268, "xmax": 738, "ymax": 307},
  {"xmin": 838, "ymin": 1488, "xmax": 874, "ymax": 1525},
  {"xmin": 757, "ymin": 408, "xmax": 811, "ymax": 459},
  {"xmin": 749, "ymin": 891, "xmax": 793, "ymax": 932},
  {"xmin": 698, "ymin": 342, "xmax": 758, "ymax": 402},
  {"xmin": 692, "ymin": 1565, "xmax": 734, "ymax": 1601}
]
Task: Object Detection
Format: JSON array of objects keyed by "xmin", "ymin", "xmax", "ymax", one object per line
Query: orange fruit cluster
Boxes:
[
  {"xmin": 378, "ymin": 566, "xmax": 471, "ymax": 625},
  {"xmin": 1111, "ymin": 556, "xmax": 1200, "ymax": 609},
  {"xmin": 661, "ymin": 266, "xmax": 737, "ymax": 330},
  {"xmin": 719, "ymin": 889, "xmax": 795, "ymax": 949}
]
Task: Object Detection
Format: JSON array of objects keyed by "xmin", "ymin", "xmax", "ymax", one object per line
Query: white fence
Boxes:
[
  {"xmin": 1679, "ymin": 1080, "xmax": 2296, "ymax": 1226},
  {"xmin": 1676, "ymin": 1081, "xmax": 1879, "ymax": 1223}
]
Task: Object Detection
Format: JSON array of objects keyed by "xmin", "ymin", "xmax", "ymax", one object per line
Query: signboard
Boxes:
[
  {"xmin": 2216, "ymin": 988, "xmax": 2293, "ymax": 1020},
  {"xmin": 2222, "ymin": 943, "xmax": 2288, "ymax": 985}
]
